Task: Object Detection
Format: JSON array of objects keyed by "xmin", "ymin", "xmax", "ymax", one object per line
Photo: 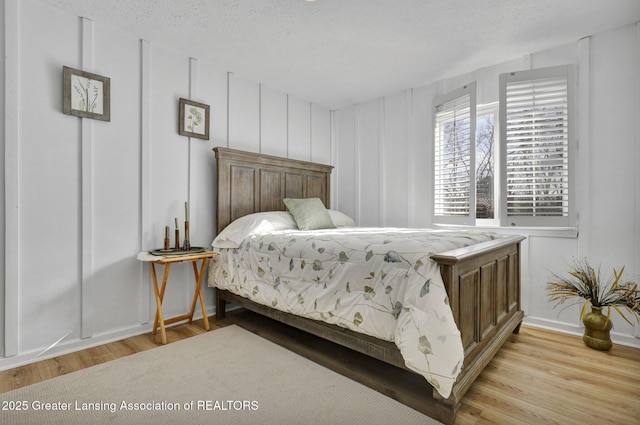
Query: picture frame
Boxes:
[
  {"xmin": 62, "ymin": 66, "xmax": 111, "ymax": 121},
  {"xmin": 179, "ymin": 98, "xmax": 210, "ymax": 140}
]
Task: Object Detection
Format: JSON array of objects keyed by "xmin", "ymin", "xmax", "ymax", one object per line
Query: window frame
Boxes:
[
  {"xmin": 475, "ymin": 102, "xmax": 501, "ymax": 227},
  {"xmin": 432, "ymin": 82, "xmax": 477, "ymax": 226},
  {"xmin": 498, "ymin": 65, "xmax": 576, "ymax": 228}
]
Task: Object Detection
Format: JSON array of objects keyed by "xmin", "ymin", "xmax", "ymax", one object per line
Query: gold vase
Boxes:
[{"xmin": 582, "ymin": 306, "xmax": 612, "ymax": 351}]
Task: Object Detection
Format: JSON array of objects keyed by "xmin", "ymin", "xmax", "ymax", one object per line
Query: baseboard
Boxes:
[
  {"xmin": 524, "ymin": 316, "xmax": 640, "ymax": 349},
  {"xmin": 3, "ymin": 308, "xmax": 635, "ymax": 372},
  {"xmin": 0, "ymin": 304, "xmax": 215, "ymax": 372}
]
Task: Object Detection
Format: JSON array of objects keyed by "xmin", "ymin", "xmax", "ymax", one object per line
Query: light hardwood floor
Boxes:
[{"xmin": 1, "ymin": 310, "xmax": 638, "ymax": 424}]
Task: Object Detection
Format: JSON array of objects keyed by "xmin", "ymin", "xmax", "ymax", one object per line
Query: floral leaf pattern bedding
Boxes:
[{"xmin": 208, "ymin": 227, "xmax": 498, "ymax": 398}]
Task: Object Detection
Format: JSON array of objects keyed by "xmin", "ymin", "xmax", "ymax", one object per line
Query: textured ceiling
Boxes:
[{"xmin": 37, "ymin": 0, "xmax": 640, "ymax": 109}]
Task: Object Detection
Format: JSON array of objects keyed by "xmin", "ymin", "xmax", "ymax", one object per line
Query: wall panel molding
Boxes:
[
  {"xmin": 635, "ymin": 22, "xmax": 639, "ymax": 338},
  {"xmin": 4, "ymin": 0, "xmax": 20, "ymax": 358},
  {"xmin": 80, "ymin": 16, "xmax": 94, "ymax": 339},
  {"xmin": 225, "ymin": 72, "xmax": 231, "ymax": 147},
  {"xmin": 186, "ymin": 56, "xmax": 198, "ymax": 301},
  {"xmin": 258, "ymin": 83, "xmax": 263, "ymax": 152},
  {"xmin": 405, "ymin": 89, "xmax": 415, "ymax": 226},
  {"xmin": 576, "ymin": 37, "xmax": 591, "ymax": 260},
  {"xmin": 308, "ymin": 103, "xmax": 313, "ymax": 160},
  {"xmin": 285, "ymin": 93, "xmax": 289, "ymax": 156},
  {"xmin": 138, "ymin": 38, "xmax": 151, "ymax": 325},
  {"xmin": 330, "ymin": 110, "xmax": 337, "ymax": 208},
  {"xmin": 378, "ymin": 97, "xmax": 386, "ymax": 225},
  {"xmin": 188, "ymin": 57, "xmax": 198, "ymax": 203},
  {"xmin": 354, "ymin": 104, "xmax": 361, "ymax": 222}
]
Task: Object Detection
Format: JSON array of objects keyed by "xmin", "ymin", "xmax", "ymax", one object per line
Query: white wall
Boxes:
[
  {"xmin": 333, "ymin": 23, "xmax": 640, "ymax": 347},
  {"xmin": 0, "ymin": 0, "xmax": 332, "ymax": 369},
  {"xmin": 0, "ymin": 0, "xmax": 7, "ymax": 359},
  {"xmin": 1, "ymin": 1, "xmax": 637, "ymax": 371}
]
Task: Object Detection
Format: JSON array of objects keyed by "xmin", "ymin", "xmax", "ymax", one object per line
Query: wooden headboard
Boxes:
[{"xmin": 214, "ymin": 147, "xmax": 334, "ymax": 234}]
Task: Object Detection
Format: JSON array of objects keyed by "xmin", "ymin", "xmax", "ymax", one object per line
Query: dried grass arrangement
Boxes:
[{"xmin": 546, "ymin": 258, "xmax": 640, "ymax": 326}]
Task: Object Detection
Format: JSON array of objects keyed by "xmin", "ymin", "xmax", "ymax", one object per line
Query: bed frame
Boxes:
[{"xmin": 212, "ymin": 146, "xmax": 525, "ymax": 424}]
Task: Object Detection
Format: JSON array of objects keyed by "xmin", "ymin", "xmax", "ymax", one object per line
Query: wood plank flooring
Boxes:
[{"xmin": 1, "ymin": 309, "xmax": 638, "ymax": 424}]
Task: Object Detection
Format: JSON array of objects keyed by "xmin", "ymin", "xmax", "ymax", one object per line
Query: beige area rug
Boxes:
[{"xmin": 0, "ymin": 325, "xmax": 442, "ymax": 425}]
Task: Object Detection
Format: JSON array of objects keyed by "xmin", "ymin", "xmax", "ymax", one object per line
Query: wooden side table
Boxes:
[{"xmin": 138, "ymin": 251, "xmax": 217, "ymax": 344}]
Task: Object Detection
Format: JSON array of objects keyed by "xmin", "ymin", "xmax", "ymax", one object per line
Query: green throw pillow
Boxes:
[{"xmin": 283, "ymin": 198, "xmax": 336, "ymax": 230}]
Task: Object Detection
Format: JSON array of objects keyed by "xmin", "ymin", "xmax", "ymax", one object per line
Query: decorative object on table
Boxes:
[
  {"xmin": 182, "ymin": 201, "xmax": 191, "ymax": 250},
  {"xmin": 178, "ymin": 98, "xmax": 210, "ymax": 140},
  {"xmin": 174, "ymin": 217, "xmax": 180, "ymax": 249},
  {"xmin": 62, "ymin": 66, "xmax": 111, "ymax": 121},
  {"xmin": 151, "ymin": 201, "xmax": 200, "ymax": 256},
  {"xmin": 164, "ymin": 226, "xmax": 171, "ymax": 251},
  {"xmin": 546, "ymin": 258, "xmax": 639, "ymax": 350},
  {"xmin": 148, "ymin": 246, "xmax": 207, "ymax": 256}
]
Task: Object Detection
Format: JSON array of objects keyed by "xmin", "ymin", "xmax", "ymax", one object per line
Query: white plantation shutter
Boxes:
[
  {"xmin": 433, "ymin": 83, "xmax": 476, "ymax": 225},
  {"xmin": 500, "ymin": 66, "xmax": 573, "ymax": 227}
]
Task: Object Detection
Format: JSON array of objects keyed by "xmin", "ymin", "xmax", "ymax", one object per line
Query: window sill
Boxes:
[{"xmin": 431, "ymin": 223, "xmax": 578, "ymax": 239}]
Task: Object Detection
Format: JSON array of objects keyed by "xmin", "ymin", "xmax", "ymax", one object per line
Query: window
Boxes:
[
  {"xmin": 432, "ymin": 65, "xmax": 574, "ymax": 229},
  {"xmin": 476, "ymin": 103, "xmax": 499, "ymax": 221},
  {"xmin": 499, "ymin": 65, "xmax": 574, "ymax": 227},
  {"xmin": 433, "ymin": 83, "xmax": 476, "ymax": 225}
]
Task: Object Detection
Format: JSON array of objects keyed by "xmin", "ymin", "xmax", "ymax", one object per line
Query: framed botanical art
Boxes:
[
  {"xmin": 179, "ymin": 98, "xmax": 210, "ymax": 140},
  {"xmin": 62, "ymin": 66, "xmax": 111, "ymax": 121}
]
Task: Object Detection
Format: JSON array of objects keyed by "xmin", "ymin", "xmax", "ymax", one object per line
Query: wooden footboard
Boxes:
[
  {"xmin": 430, "ymin": 235, "xmax": 525, "ymax": 408},
  {"xmin": 214, "ymin": 235, "xmax": 525, "ymax": 425}
]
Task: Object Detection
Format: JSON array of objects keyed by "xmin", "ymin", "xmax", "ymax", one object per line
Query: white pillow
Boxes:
[
  {"xmin": 328, "ymin": 209, "xmax": 355, "ymax": 227},
  {"xmin": 212, "ymin": 211, "xmax": 297, "ymax": 248}
]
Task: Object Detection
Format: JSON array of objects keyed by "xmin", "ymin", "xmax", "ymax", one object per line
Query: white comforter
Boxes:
[{"xmin": 208, "ymin": 226, "xmax": 498, "ymax": 398}]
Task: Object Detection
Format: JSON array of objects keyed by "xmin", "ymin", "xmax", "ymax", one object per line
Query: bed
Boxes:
[{"xmin": 208, "ymin": 147, "xmax": 524, "ymax": 425}]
